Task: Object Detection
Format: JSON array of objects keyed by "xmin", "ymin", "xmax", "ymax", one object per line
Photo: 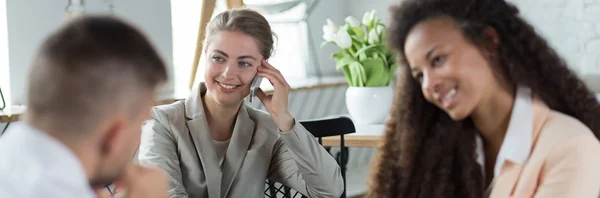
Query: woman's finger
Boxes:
[
  {"xmin": 259, "ymin": 60, "xmax": 283, "ymax": 77},
  {"xmin": 261, "ymin": 60, "xmax": 289, "ymax": 85},
  {"xmin": 257, "ymin": 71, "xmax": 284, "ymax": 88},
  {"xmin": 256, "ymin": 88, "xmax": 270, "ymax": 103},
  {"xmin": 261, "ymin": 59, "xmax": 280, "ymax": 73},
  {"xmin": 259, "ymin": 68, "xmax": 290, "ymax": 91},
  {"xmin": 258, "ymin": 66, "xmax": 286, "ymax": 85}
]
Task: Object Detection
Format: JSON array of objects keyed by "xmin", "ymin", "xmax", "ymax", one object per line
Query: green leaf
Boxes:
[
  {"xmin": 359, "ymin": 63, "xmax": 367, "ymax": 86},
  {"xmin": 351, "ymin": 35, "xmax": 363, "ymax": 43},
  {"xmin": 376, "ymin": 51, "xmax": 388, "ymax": 69},
  {"xmin": 348, "ymin": 61, "xmax": 366, "ymax": 86},
  {"xmin": 331, "ymin": 52, "xmax": 342, "ymax": 61},
  {"xmin": 348, "ymin": 62, "xmax": 359, "ymax": 86},
  {"xmin": 333, "ymin": 53, "xmax": 357, "ymax": 86},
  {"xmin": 347, "ymin": 27, "xmax": 363, "ymax": 37},
  {"xmin": 334, "ymin": 54, "xmax": 356, "ymax": 70},
  {"xmin": 354, "ymin": 27, "xmax": 364, "ymax": 37},
  {"xmin": 361, "ymin": 57, "xmax": 389, "ymax": 87},
  {"xmin": 354, "ymin": 44, "xmax": 384, "ymax": 59},
  {"xmin": 341, "ymin": 64, "xmax": 353, "ymax": 86},
  {"xmin": 352, "ymin": 42, "xmax": 362, "ymax": 52},
  {"xmin": 369, "ymin": 19, "xmax": 378, "ymax": 31}
]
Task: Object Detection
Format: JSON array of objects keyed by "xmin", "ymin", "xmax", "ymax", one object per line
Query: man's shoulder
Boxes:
[
  {"xmin": 0, "ymin": 130, "xmax": 95, "ymax": 198},
  {"xmin": 0, "ymin": 153, "xmax": 46, "ymax": 197}
]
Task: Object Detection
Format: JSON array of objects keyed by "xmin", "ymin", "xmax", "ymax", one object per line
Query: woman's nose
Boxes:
[
  {"xmin": 221, "ymin": 62, "xmax": 239, "ymax": 78},
  {"xmin": 422, "ymin": 72, "xmax": 441, "ymax": 95}
]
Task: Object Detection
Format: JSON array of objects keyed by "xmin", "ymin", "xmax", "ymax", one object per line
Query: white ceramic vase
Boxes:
[{"xmin": 345, "ymin": 85, "xmax": 394, "ymax": 125}]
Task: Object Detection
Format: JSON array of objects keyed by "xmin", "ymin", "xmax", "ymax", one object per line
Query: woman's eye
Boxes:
[
  {"xmin": 211, "ymin": 56, "xmax": 225, "ymax": 62},
  {"xmin": 431, "ymin": 55, "xmax": 446, "ymax": 67},
  {"xmin": 239, "ymin": 61, "xmax": 252, "ymax": 67}
]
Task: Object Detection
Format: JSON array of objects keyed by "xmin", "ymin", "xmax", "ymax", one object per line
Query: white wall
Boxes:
[
  {"xmin": 250, "ymin": 0, "xmax": 350, "ymax": 78},
  {"xmin": 7, "ymin": 0, "xmax": 595, "ymax": 106},
  {"xmin": 0, "ymin": 0, "xmax": 10, "ymax": 109},
  {"xmin": 5, "ymin": 0, "xmax": 173, "ymax": 105},
  {"xmin": 346, "ymin": 0, "xmax": 397, "ymax": 26},
  {"xmin": 4, "ymin": 0, "xmax": 347, "ymax": 105},
  {"xmin": 306, "ymin": 0, "xmax": 348, "ymax": 76},
  {"xmin": 507, "ymin": 0, "xmax": 600, "ymax": 74},
  {"xmin": 301, "ymin": 0, "xmax": 396, "ymax": 77},
  {"xmin": 344, "ymin": 0, "xmax": 600, "ymax": 74}
]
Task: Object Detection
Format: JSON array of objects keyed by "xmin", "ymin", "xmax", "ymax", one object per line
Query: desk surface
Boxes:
[
  {"xmin": 321, "ymin": 124, "xmax": 385, "ymax": 147},
  {"xmin": 2, "ymin": 105, "xmax": 385, "ymax": 147},
  {"xmin": 1, "ymin": 79, "xmax": 384, "ymax": 147},
  {"xmin": 0, "ymin": 106, "xmax": 26, "ymax": 123}
]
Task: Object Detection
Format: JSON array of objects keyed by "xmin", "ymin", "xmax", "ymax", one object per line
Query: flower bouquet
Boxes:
[{"xmin": 322, "ymin": 10, "xmax": 397, "ymax": 87}]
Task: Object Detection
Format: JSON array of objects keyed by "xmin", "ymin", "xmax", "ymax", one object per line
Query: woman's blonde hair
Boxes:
[{"xmin": 204, "ymin": 9, "xmax": 276, "ymax": 59}]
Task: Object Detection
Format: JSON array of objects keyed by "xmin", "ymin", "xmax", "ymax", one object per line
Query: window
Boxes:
[
  {"xmin": 0, "ymin": 0, "xmax": 11, "ymax": 110},
  {"xmin": 170, "ymin": 0, "xmax": 203, "ymax": 98},
  {"xmin": 170, "ymin": 0, "xmax": 309, "ymax": 97},
  {"xmin": 268, "ymin": 22, "xmax": 307, "ymax": 78}
]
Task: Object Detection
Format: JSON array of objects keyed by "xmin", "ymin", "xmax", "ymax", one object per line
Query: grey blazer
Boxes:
[{"xmin": 137, "ymin": 86, "xmax": 344, "ymax": 198}]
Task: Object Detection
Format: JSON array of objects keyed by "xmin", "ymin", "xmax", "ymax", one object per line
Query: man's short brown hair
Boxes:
[{"xmin": 27, "ymin": 15, "xmax": 168, "ymax": 133}]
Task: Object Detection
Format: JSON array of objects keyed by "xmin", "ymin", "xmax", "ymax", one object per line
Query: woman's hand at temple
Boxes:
[{"xmin": 256, "ymin": 59, "xmax": 295, "ymax": 132}]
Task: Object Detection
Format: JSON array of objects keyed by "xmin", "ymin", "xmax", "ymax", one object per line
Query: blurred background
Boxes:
[{"xmin": 0, "ymin": 0, "xmax": 599, "ymax": 197}]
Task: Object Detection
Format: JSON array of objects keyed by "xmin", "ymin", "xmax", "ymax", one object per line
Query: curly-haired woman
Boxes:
[{"xmin": 367, "ymin": 0, "xmax": 600, "ymax": 197}]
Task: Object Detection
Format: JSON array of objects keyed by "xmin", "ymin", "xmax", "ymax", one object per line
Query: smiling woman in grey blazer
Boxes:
[{"xmin": 137, "ymin": 8, "xmax": 344, "ymax": 198}]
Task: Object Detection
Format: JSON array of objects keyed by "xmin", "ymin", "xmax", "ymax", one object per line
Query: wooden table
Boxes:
[
  {"xmin": 0, "ymin": 106, "xmax": 26, "ymax": 123},
  {"xmin": 321, "ymin": 124, "xmax": 384, "ymax": 147},
  {"xmin": 0, "ymin": 112, "xmax": 10, "ymax": 123}
]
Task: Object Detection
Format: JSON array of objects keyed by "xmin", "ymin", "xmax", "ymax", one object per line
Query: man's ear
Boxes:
[{"xmin": 100, "ymin": 121, "xmax": 126, "ymax": 156}]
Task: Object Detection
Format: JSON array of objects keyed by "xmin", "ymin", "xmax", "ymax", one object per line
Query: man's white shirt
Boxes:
[{"xmin": 0, "ymin": 122, "xmax": 96, "ymax": 198}]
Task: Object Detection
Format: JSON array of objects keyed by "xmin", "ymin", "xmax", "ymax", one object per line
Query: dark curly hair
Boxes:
[{"xmin": 366, "ymin": 0, "xmax": 600, "ymax": 197}]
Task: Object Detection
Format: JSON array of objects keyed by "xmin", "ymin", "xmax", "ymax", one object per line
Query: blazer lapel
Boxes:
[
  {"xmin": 222, "ymin": 104, "xmax": 256, "ymax": 197},
  {"xmin": 184, "ymin": 84, "xmax": 222, "ymax": 198},
  {"xmin": 490, "ymin": 161, "xmax": 523, "ymax": 197},
  {"xmin": 490, "ymin": 97, "xmax": 550, "ymax": 197},
  {"xmin": 530, "ymin": 98, "xmax": 550, "ymax": 146}
]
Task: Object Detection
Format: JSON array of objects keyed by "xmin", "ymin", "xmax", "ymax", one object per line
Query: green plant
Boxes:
[{"xmin": 322, "ymin": 10, "xmax": 397, "ymax": 87}]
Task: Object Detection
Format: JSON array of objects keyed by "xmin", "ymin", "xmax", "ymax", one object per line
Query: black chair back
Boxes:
[{"xmin": 264, "ymin": 116, "xmax": 355, "ymax": 198}]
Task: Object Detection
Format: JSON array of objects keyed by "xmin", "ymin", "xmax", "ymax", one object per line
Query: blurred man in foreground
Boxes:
[{"xmin": 0, "ymin": 15, "xmax": 169, "ymax": 198}]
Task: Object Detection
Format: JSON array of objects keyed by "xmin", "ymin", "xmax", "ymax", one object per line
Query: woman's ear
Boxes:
[{"xmin": 484, "ymin": 26, "xmax": 500, "ymax": 49}]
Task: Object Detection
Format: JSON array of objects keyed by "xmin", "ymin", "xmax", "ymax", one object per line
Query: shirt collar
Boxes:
[{"xmin": 476, "ymin": 86, "xmax": 534, "ymax": 178}]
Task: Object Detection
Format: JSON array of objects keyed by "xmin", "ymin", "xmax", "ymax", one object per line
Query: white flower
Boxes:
[
  {"xmin": 362, "ymin": 9, "xmax": 377, "ymax": 26},
  {"xmin": 361, "ymin": 11, "xmax": 370, "ymax": 26},
  {"xmin": 368, "ymin": 29, "xmax": 379, "ymax": 44},
  {"xmin": 376, "ymin": 25, "xmax": 384, "ymax": 35},
  {"xmin": 323, "ymin": 32, "xmax": 336, "ymax": 42},
  {"xmin": 323, "ymin": 28, "xmax": 336, "ymax": 42},
  {"xmin": 322, "ymin": 19, "xmax": 339, "ymax": 42},
  {"xmin": 340, "ymin": 24, "xmax": 349, "ymax": 31},
  {"xmin": 334, "ymin": 29, "xmax": 352, "ymax": 49},
  {"xmin": 326, "ymin": 19, "xmax": 338, "ymax": 32},
  {"xmin": 345, "ymin": 16, "xmax": 361, "ymax": 28}
]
